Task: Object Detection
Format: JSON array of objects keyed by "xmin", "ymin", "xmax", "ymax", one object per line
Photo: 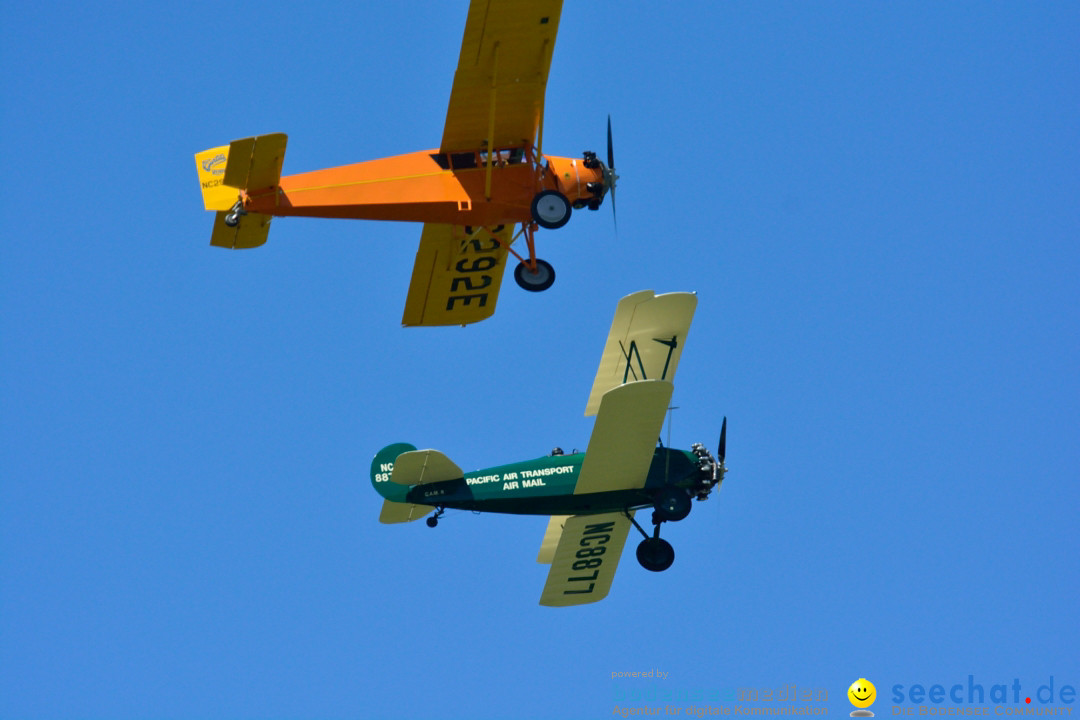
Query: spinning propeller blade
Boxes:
[
  {"xmin": 607, "ymin": 115, "xmax": 615, "ymax": 172},
  {"xmin": 718, "ymin": 417, "xmax": 727, "ymax": 465},
  {"xmin": 606, "ymin": 115, "xmax": 618, "ymax": 230}
]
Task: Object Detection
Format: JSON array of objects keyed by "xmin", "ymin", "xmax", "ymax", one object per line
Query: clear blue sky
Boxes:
[{"xmin": 2, "ymin": 2, "xmax": 1077, "ymax": 719}]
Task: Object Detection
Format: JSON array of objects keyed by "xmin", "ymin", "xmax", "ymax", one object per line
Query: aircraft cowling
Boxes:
[{"xmin": 545, "ymin": 155, "xmax": 606, "ymax": 208}]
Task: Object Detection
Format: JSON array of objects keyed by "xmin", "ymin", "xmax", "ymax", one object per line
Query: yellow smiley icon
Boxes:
[{"xmin": 848, "ymin": 679, "xmax": 876, "ymax": 709}]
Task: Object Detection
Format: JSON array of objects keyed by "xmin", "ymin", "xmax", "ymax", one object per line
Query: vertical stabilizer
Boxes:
[{"xmin": 195, "ymin": 145, "xmax": 236, "ymax": 211}]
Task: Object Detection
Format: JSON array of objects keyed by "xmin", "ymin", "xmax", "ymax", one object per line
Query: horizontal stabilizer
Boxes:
[
  {"xmin": 222, "ymin": 133, "xmax": 288, "ymax": 192},
  {"xmin": 209, "ymin": 210, "xmax": 271, "ymax": 250},
  {"xmin": 379, "ymin": 499, "xmax": 434, "ymax": 524},
  {"xmin": 390, "ymin": 449, "xmax": 463, "ymax": 486}
]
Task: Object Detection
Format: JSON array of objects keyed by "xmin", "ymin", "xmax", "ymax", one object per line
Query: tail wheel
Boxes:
[
  {"xmin": 653, "ymin": 487, "xmax": 692, "ymax": 522},
  {"xmin": 530, "ymin": 190, "xmax": 572, "ymax": 229},
  {"xmin": 514, "ymin": 258, "xmax": 555, "ymax": 292},
  {"xmin": 636, "ymin": 537, "xmax": 675, "ymax": 572},
  {"xmin": 223, "ymin": 201, "xmax": 246, "ymax": 228}
]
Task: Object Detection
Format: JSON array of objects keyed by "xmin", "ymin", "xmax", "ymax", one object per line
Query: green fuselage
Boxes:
[{"xmin": 407, "ymin": 446, "xmax": 706, "ymax": 516}]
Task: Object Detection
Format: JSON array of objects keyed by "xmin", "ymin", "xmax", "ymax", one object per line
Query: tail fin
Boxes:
[
  {"xmin": 372, "ymin": 443, "xmax": 440, "ymax": 524},
  {"xmin": 370, "ymin": 443, "xmax": 417, "ymax": 503},
  {"xmin": 194, "ymin": 133, "xmax": 287, "ymax": 249},
  {"xmin": 195, "ymin": 145, "xmax": 237, "ymax": 211}
]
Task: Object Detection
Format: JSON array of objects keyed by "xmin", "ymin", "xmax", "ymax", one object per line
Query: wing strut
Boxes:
[
  {"xmin": 484, "ymin": 42, "xmax": 500, "ymax": 201},
  {"xmin": 535, "ymin": 38, "xmax": 554, "ymax": 156}
]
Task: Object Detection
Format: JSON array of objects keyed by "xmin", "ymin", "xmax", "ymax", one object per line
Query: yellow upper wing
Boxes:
[
  {"xmin": 402, "ymin": 223, "xmax": 514, "ymax": 326},
  {"xmin": 440, "ymin": 0, "xmax": 564, "ymax": 153},
  {"xmin": 585, "ymin": 291, "xmax": 698, "ymax": 416}
]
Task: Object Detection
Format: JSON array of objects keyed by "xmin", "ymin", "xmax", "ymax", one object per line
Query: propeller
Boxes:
[
  {"xmin": 603, "ymin": 115, "xmax": 618, "ymax": 229},
  {"xmin": 718, "ymin": 416, "xmax": 727, "ymax": 465},
  {"xmin": 711, "ymin": 416, "xmax": 728, "ymax": 501}
]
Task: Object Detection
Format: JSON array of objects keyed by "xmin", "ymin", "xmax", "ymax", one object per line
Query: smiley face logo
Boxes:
[{"xmin": 848, "ymin": 678, "xmax": 876, "ymax": 713}]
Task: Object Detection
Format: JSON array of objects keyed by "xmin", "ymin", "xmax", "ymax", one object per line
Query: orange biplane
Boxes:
[{"xmin": 195, "ymin": 0, "xmax": 615, "ymax": 326}]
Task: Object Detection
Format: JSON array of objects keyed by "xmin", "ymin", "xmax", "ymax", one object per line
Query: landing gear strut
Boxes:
[
  {"xmin": 504, "ymin": 223, "xmax": 555, "ymax": 293},
  {"xmin": 625, "ymin": 509, "xmax": 676, "ymax": 572}
]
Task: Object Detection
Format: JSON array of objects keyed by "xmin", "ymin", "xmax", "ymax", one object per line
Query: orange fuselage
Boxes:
[{"xmin": 242, "ymin": 147, "xmax": 603, "ymax": 228}]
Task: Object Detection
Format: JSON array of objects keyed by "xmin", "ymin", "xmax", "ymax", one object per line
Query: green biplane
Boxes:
[{"xmin": 370, "ymin": 290, "xmax": 728, "ymax": 606}]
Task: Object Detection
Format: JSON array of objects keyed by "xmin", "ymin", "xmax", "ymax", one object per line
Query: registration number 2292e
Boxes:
[{"xmin": 445, "ymin": 227, "xmax": 506, "ymax": 312}]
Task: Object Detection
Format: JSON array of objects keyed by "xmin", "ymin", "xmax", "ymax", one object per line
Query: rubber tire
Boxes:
[
  {"xmin": 636, "ymin": 537, "xmax": 675, "ymax": 572},
  {"xmin": 530, "ymin": 190, "xmax": 572, "ymax": 229},
  {"xmin": 514, "ymin": 259, "xmax": 556, "ymax": 292},
  {"xmin": 653, "ymin": 487, "xmax": 692, "ymax": 522}
]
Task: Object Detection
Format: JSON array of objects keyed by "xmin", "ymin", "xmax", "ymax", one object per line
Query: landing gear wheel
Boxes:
[
  {"xmin": 636, "ymin": 537, "xmax": 675, "ymax": 572},
  {"xmin": 223, "ymin": 201, "xmax": 246, "ymax": 228},
  {"xmin": 653, "ymin": 487, "xmax": 692, "ymax": 522},
  {"xmin": 530, "ymin": 190, "xmax": 572, "ymax": 229},
  {"xmin": 426, "ymin": 516, "xmax": 438, "ymax": 528},
  {"xmin": 514, "ymin": 258, "xmax": 556, "ymax": 292}
]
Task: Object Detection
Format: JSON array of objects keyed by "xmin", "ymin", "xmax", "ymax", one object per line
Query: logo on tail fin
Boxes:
[{"xmin": 202, "ymin": 153, "xmax": 226, "ymax": 175}]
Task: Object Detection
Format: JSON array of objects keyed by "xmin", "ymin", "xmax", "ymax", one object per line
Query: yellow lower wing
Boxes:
[
  {"xmin": 402, "ymin": 223, "xmax": 513, "ymax": 327},
  {"xmin": 539, "ymin": 512, "xmax": 635, "ymax": 607}
]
